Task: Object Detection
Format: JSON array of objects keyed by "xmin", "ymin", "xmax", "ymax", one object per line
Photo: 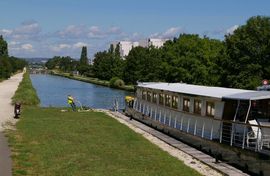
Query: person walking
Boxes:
[{"xmin": 67, "ymin": 95, "xmax": 76, "ymax": 111}]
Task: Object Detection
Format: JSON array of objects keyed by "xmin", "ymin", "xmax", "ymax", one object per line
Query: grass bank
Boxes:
[
  {"xmin": 6, "ymin": 107, "xmax": 200, "ymax": 176},
  {"xmin": 12, "ymin": 71, "xmax": 40, "ymax": 106},
  {"xmin": 51, "ymin": 70, "xmax": 135, "ymax": 92}
]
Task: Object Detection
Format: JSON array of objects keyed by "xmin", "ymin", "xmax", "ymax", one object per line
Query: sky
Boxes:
[{"xmin": 0, "ymin": 0, "xmax": 270, "ymax": 59}]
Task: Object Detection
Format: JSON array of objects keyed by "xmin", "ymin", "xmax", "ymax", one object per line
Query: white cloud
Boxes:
[
  {"xmin": 58, "ymin": 25, "xmax": 87, "ymax": 38},
  {"xmin": 51, "ymin": 44, "xmax": 72, "ymax": 52},
  {"xmin": 14, "ymin": 20, "xmax": 41, "ymax": 35},
  {"xmin": 57, "ymin": 25, "xmax": 122, "ymax": 39},
  {"xmin": 21, "ymin": 43, "xmax": 33, "ymax": 50},
  {"xmin": 150, "ymin": 27, "xmax": 184, "ymax": 39},
  {"xmin": 107, "ymin": 26, "xmax": 122, "ymax": 34},
  {"xmin": 9, "ymin": 41, "xmax": 20, "ymax": 45},
  {"xmin": 73, "ymin": 42, "xmax": 88, "ymax": 48},
  {"xmin": 0, "ymin": 29, "xmax": 12, "ymax": 36},
  {"xmin": 226, "ymin": 25, "xmax": 239, "ymax": 35},
  {"xmin": 163, "ymin": 27, "xmax": 182, "ymax": 38},
  {"xmin": 59, "ymin": 44, "xmax": 71, "ymax": 49}
]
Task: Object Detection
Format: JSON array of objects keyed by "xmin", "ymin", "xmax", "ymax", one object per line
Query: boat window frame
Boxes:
[
  {"xmin": 206, "ymin": 101, "xmax": 215, "ymax": 117},
  {"xmin": 159, "ymin": 93, "xmax": 164, "ymax": 105},
  {"xmin": 183, "ymin": 98, "xmax": 190, "ymax": 112},
  {"xmin": 194, "ymin": 99, "xmax": 202, "ymax": 115},
  {"xmin": 165, "ymin": 94, "xmax": 171, "ymax": 107},
  {"xmin": 172, "ymin": 95, "xmax": 178, "ymax": 109},
  {"xmin": 152, "ymin": 92, "xmax": 157, "ymax": 103},
  {"xmin": 142, "ymin": 90, "xmax": 147, "ymax": 100},
  {"xmin": 147, "ymin": 91, "xmax": 152, "ymax": 102}
]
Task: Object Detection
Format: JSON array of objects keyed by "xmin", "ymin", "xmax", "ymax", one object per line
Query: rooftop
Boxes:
[{"xmin": 137, "ymin": 82, "xmax": 270, "ymax": 100}]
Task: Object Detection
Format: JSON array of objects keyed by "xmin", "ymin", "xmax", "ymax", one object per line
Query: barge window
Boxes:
[
  {"xmin": 147, "ymin": 91, "xmax": 152, "ymax": 102},
  {"xmin": 183, "ymin": 98, "xmax": 190, "ymax": 112},
  {"xmin": 172, "ymin": 96, "xmax": 178, "ymax": 109},
  {"xmin": 206, "ymin": 101, "xmax": 215, "ymax": 117},
  {"xmin": 194, "ymin": 99, "xmax": 202, "ymax": 114},
  {"xmin": 165, "ymin": 94, "xmax": 171, "ymax": 107},
  {"xmin": 152, "ymin": 93, "xmax": 157, "ymax": 103},
  {"xmin": 159, "ymin": 93, "xmax": 164, "ymax": 105},
  {"xmin": 142, "ymin": 91, "xmax": 147, "ymax": 100}
]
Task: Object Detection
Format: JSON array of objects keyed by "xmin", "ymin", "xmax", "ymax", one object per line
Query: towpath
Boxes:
[{"xmin": 0, "ymin": 72, "xmax": 24, "ymax": 176}]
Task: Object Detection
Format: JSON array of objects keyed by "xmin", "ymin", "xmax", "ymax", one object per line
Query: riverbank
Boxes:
[
  {"xmin": 6, "ymin": 107, "xmax": 201, "ymax": 176},
  {"xmin": 51, "ymin": 70, "xmax": 135, "ymax": 92}
]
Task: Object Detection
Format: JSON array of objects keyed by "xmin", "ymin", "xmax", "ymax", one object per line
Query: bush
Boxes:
[
  {"xmin": 109, "ymin": 77, "xmax": 125, "ymax": 88},
  {"xmin": 12, "ymin": 71, "xmax": 40, "ymax": 106}
]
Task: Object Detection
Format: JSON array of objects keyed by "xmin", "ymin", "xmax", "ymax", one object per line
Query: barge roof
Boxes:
[{"xmin": 138, "ymin": 82, "xmax": 270, "ymax": 100}]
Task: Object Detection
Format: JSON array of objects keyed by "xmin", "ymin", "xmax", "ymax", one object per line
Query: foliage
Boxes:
[
  {"xmin": 109, "ymin": 77, "xmax": 125, "ymax": 88},
  {"xmin": 161, "ymin": 34, "xmax": 225, "ymax": 86},
  {"xmin": 0, "ymin": 56, "xmax": 12, "ymax": 78},
  {"xmin": 79, "ymin": 46, "xmax": 88, "ymax": 65},
  {"xmin": 0, "ymin": 35, "xmax": 8, "ymax": 57},
  {"xmin": 93, "ymin": 44, "xmax": 124, "ymax": 80},
  {"xmin": 0, "ymin": 35, "xmax": 27, "ymax": 79},
  {"xmin": 6, "ymin": 107, "xmax": 200, "ymax": 175},
  {"xmin": 224, "ymin": 16, "xmax": 270, "ymax": 89},
  {"xmin": 45, "ymin": 56, "xmax": 79, "ymax": 72},
  {"xmin": 12, "ymin": 71, "xmax": 40, "ymax": 106}
]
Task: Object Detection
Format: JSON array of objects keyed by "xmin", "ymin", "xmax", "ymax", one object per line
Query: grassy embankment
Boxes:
[
  {"xmin": 51, "ymin": 70, "xmax": 135, "ymax": 92},
  {"xmin": 12, "ymin": 71, "xmax": 40, "ymax": 106},
  {"xmin": 6, "ymin": 71, "xmax": 201, "ymax": 175}
]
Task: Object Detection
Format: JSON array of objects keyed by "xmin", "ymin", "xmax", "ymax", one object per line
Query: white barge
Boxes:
[{"xmin": 125, "ymin": 82, "xmax": 270, "ymax": 175}]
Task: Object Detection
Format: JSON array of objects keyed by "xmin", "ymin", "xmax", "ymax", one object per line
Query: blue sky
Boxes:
[{"xmin": 0, "ymin": 0, "xmax": 270, "ymax": 58}]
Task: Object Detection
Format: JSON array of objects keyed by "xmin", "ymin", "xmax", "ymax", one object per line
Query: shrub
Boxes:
[
  {"xmin": 12, "ymin": 71, "xmax": 40, "ymax": 106},
  {"xmin": 109, "ymin": 77, "xmax": 125, "ymax": 88}
]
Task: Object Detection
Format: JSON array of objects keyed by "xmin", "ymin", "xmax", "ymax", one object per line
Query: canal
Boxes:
[{"xmin": 30, "ymin": 74, "xmax": 132, "ymax": 109}]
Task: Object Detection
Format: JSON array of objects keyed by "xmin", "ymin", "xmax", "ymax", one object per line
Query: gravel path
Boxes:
[{"xmin": 0, "ymin": 72, "xmax": 23, "ymax": 176}]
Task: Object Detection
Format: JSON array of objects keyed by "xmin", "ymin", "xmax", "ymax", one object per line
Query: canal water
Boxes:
[{"xmin": 30, "ymin": 74, "xmax": 132, "ymax": 109}]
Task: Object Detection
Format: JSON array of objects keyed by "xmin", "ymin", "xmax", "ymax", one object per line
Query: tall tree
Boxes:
[
  {"xmin": 0, "ymin": 35, "xmax": 8, "ymax": 57},
  {"xmin": 224, "ymin": 16, "xmax": 270, "ymax": 89},
  {"xmin": 159, "ymin": 34, "xmax": 225, "ymax": 85},
  {"xmin": 80, "ymin": 46, "xmax": 88, "ymax": 65}
]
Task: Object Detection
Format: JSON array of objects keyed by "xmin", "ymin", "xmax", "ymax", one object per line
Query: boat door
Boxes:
[{"xmin": 221, "ymin": 99, "xmax": 237, "ymax": 144}]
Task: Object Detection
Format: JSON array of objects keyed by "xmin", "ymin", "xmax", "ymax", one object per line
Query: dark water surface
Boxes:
[{"xmin": 30, "ymin": 74, "xmax": 132, "ymax": 109}]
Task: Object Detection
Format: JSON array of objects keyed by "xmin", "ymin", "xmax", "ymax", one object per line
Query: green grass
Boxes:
[
  {"xmin": 12, "ymin": 71, "xmax": 40, "ymax": 106},
  {"xmin": 52, "ymin": 70, "xmax": 135, "ymax": 92},
  {"xmin": 6, "ymin": 107, "xmax": 201, "ymax": 176}
]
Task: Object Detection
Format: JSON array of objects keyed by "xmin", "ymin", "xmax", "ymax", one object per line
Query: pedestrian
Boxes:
[{"xmin": 67, "ymin": 95, "xmax": 76, "ymax": 111}]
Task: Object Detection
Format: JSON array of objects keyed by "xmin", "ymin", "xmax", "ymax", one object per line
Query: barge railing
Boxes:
[{"xmin": 132, "ymin": 98, "xmax": 270, "ymax": 154}]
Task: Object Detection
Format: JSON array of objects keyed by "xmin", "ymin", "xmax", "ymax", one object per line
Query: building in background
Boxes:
[
  {"xmin": 119, "ymin": 41, "xmax": 139, "ymax": 58},
  {"xmin": 115, "ymin": 38, "xmax": 168, "ymax": 59},
  {"xmin": 148, "ymin": 38, "xmax": 167, "ymax": 48}
]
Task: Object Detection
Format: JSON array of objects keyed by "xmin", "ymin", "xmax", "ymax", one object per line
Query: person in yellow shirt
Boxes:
[{"xmin": 67, "ymin": 95, "xmax": 76, "ymax": 111}]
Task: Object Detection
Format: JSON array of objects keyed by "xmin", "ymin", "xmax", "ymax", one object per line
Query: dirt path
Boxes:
[
  {"xmin": 0, "ymin": 72, "xmax": 23, "ymax": 131},
  {"xmin": 0, "ymin": 72, "xmax": 24, "ymax": 176}
]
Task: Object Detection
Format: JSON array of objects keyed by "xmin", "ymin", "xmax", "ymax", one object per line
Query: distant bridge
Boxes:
[{"xmin": 29, "ymin": 68, "xmax": 49, "ymax": 74}]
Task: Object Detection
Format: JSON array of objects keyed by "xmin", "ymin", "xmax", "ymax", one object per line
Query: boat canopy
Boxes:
[{"xmin": 138, "ymin": 82, "xmax": 270, "ymax": 101}]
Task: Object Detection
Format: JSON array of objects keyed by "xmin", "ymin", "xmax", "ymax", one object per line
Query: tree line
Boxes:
[
  {"xmin": 0, "ymin": 35, "xmax": 28, "ymax": 79},
  {"xmin": 46, "ymin": 16, "xmax": 270, "ymax": 90}
]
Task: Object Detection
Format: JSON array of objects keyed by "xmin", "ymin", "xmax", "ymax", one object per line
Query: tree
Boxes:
[
  {"xmin": 80, "ymin": 46, "xmax": 88, "ymax": 65},
  {"xmin": 0, "ymin": 35, "xmax": 8, "ymax": 57},
  {"xmin": 224, "ymin": 16, "xmax": 270, "ymax": 89},
  {"xmin": 45, "ymin": 56, "xmax": 79, "ymax": 72},
  {"xmin": 92, "ymin": 45, "xmax": 124, "ymax": 80},
  {"xmin": 159, "ymin": 34, "xmax": 225, "ymax": 86}
]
